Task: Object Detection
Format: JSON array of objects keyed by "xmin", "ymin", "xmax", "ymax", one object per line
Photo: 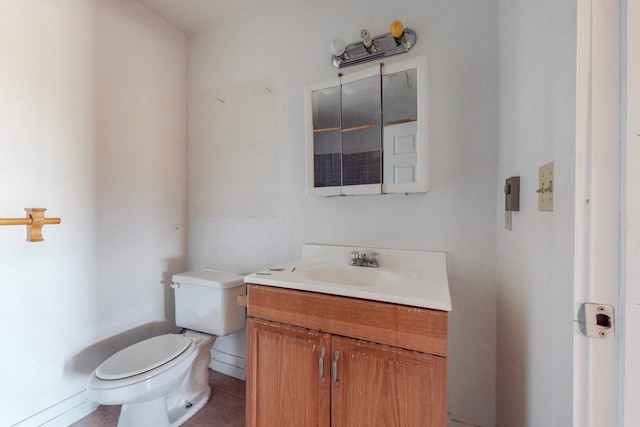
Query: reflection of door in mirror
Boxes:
[
  {"xmin": 382, "ymin": 68, "xmax": 418, "ymax": 185},
  {"xmin": 341, "ymin": 75, "xmax": 381, "ymax": 186},
  {"xmin": 312, "ymin": 86, "xmax": 341, "ymax": 187},
  {"xmin": 383, "ymin": 121, "xmax": 418, "ymax": 184}
]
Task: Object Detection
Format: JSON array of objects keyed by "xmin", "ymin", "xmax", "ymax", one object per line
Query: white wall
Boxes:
[
  {"xmin": 187, "ymin": 1, "xmax": 498, "ymax": 425},
  {"xmin": 0, "ymin": 1, "xmax": 186, "ymax": 425},
  {"xmin": 95, "ymin": 0, "xmax": 187, "ymax": 338},
  {"xmin": 497, "ymin": 1, "xmax": 576, "ymax": 426},
  {"xmin": 0, "ymin": 1, "xmax": 582, "ymax": 425}
]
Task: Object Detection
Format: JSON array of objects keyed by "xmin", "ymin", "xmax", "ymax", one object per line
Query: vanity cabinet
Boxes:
[
  {"xmin": 245, "ymin": 284, "xmax": 447, "ymax": 426},
  {"xmin": 247, "ymin": 319, "xmax": 330, "ymax": 426},
  {"xmin": 305, "ymin": 56, "xmax": 427, "ymax": 196}
]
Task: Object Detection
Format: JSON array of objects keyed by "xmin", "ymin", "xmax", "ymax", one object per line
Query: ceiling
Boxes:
[{"xmin": 136, "ymin": 0, "xmax": 260, "ymax": 35}]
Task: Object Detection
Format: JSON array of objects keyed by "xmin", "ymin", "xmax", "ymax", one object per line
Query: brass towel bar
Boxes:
[{"xmin": 0, "ymin": 208, "xmax": 61, "ymax": 242}]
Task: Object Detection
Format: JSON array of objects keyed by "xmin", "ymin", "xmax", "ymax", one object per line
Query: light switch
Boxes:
[
  {"xmin": 505, "ymin": 176, "xmax": 520, "ymax": 211},
  {"xmin": 538, "ymin": 162, "xmax": 554, "ymax": 211}
]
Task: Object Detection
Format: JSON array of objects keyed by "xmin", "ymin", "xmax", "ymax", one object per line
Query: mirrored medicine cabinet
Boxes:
[{"xmin": 305, "ymin": 56, "xmax": 427, "ymax": 196}]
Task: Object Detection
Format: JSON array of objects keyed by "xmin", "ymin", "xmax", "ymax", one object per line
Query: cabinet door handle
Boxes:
[
  {"xmin": 332, "ymin": 350, "xmax": 340, "ymax": 387},
  {"xmin": 319, "ymin": 347, "xmax": 326, "ymax": 383}
]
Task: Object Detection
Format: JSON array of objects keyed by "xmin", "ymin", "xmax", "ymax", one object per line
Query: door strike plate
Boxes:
[{"xmin": 583, "ymin": 303, "xmax": 615, "ymax": 340}]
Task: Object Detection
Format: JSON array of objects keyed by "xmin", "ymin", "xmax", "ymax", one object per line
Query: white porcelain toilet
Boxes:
[{"xmin": 87, "ymin": 269, "xmax": 246, "ymax": 427}]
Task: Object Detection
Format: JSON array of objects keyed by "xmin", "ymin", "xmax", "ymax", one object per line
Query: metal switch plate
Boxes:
[
  {"xmin": 538, "ymin": 162, "xmax": 554, "ymax": 211},
  {"xmin": 584, "ymin": 303, "xmax": 615, "ymax": 340},
  {"xmin": 505, "ymin": 176, "xmax": 520, "ymax": 211}
]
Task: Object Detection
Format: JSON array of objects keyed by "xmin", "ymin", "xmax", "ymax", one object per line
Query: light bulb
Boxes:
[
  {"xmin": 390, "ymin": 20, "xmax": 405, "ymax": 40},
  {"xmin": 361, "ymin": 29, "xmax": 373, "ymax": 47},
  {"xmin": 361, "ymin": 29, "xmax": 376, "ymax": 53},
  {"xmin": 331, "ymin": 38, "xmax": 347, "ymax": 57}
]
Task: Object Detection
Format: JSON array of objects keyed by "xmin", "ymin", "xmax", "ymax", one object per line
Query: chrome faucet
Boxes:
[{"xmin": 349, "ymin": 251, "xmax": 379, "ymax": 268}]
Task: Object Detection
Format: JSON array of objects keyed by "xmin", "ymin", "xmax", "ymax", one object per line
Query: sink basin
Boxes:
[
  {"xmin": 301, "ymin": 264, "xmax": 412, "ymax": 287},
  {"xmin": 244, "ymin": 244, "xmax": 452, "ymax": 311}
]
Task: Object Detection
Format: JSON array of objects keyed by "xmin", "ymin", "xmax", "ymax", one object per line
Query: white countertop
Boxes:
[{"xmin": 244, "ymin": 244, "xmax": 451, "ymax": 311}]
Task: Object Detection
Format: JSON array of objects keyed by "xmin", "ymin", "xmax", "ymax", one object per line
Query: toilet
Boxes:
[{"xmin": 86, "ymin": 269, "xmax": 246, "ymax": 427}]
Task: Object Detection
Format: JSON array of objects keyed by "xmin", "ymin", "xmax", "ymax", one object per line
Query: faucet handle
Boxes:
[
  {"xmin": 366, "ymin": 252, "xmax": 380, "ymax": 267},
  {"xmin": 350, "ymin": 251, "xmax": 360, "ymax": 261}
]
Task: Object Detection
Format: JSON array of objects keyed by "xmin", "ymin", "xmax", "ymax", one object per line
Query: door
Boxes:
[
  {"xmin": 574, "ymin": 1, "xmax": 620, "ymax": 425},
  {"xmin": 621, "ymin": 0, "xmax": 640, "ymax": 423},
  {"xmin": 330, "ymin": 336, "xmax": 447, "ymax": 427},
  {"xmin": 381, "ymin": 59, "xmax": 428, "ymax": 194},
  {"xmin": 246, "ymin": 319, "xmax": 331, "ymax": 427},
  {"xmin": 382, "ymin": 121, "xmax": 418, "ymax": 186},
  {"xmin": 575, "ymin": 1, "xmax": 639, "ymax": 425}
]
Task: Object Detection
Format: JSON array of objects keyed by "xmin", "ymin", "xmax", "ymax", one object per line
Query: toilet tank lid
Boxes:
[{"xmin": 172, "ymin": 269, "xmax": 244, "ymax": 288}]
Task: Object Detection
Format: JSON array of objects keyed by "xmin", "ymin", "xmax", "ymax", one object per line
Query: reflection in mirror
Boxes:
[
  {"xmin": 382, "ymin": 68, "xmax": 418, "ymax": 185},
  {"xmin": 342, "ymin": 127, "xmax": 381, "ymax": 186},
  {"xmin": 383, "ymin": 121, "xmax": 418, "ymax": 184},
  {"xmin": 382, "ymin": 68, "xmax": 417, "ymax": 125},
  {"xmin": 312, "ymin": 86, "xmax": 341, "ymax": 129},
  {"xmin": 341, "ymin": 75, "xmax": 381, "ymax": 186},
  {"xmin": 313, "ymin": 131, "xmax": 341, "ymax": 187},
  {"xmin": 312, "ymin": 86, "xmax": 341, "ymax": 187},
  {"xmin": 341, "ymin": 75, "xmax": 381, "ymax": 129}
]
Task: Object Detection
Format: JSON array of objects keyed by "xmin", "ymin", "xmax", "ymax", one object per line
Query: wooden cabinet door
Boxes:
[
  {"xmin": 246, "ymin": 318, "xmax": 331, "ymax": 427},
  {"xmin": 331, "ymin": 336, "xmax": 447, "ymax": 427}
]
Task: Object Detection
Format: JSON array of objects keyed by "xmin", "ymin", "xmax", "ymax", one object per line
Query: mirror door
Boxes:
[{"xmin": 305, "ymin": 56, "xmax": 427, "ymax": 196}]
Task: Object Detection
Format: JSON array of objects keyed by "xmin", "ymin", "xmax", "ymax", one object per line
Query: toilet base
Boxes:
[
  {"xmin": 168, "ymin": 387, "xmax": 211, "ymax": 426},
  {"xmin": 117, "ymin": 397, "xmax": 169, "ymax": 427},
  {"xmin": 117, "ymin": 386, "xmax": 211, "ymax": 427}
]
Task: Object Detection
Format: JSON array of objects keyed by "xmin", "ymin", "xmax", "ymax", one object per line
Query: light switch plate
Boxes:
[
  {"xmin": 505, "ymin": 211, "xmax": 512, "ymax": 231},
  {"xmin": 538, "ymin": 162, "xmax": 554, "ymax": 211},
  {"xmin": 505, "ymin": 176, "xmax": 520, "ymax": 211}
]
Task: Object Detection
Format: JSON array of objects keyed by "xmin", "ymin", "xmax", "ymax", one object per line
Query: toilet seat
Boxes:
[{"xmin": 96, "ymin": 334, "xmax": 193, "ymax": 380}]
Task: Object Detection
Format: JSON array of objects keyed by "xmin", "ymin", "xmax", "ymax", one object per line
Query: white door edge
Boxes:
[
  {"xmin": 621, "ymin": 0, "xmax": 640, "ymax": 424},
  {"xmin": 574, "ymin": 1, "xmax": 621, "ymax": 425}
]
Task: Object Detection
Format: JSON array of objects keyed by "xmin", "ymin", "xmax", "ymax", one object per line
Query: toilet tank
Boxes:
[{"xmin": 171, "ymin": 270, "xmax": 246, "ymax": 336}]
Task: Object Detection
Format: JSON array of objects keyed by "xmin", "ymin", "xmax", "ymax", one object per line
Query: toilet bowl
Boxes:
[
  {"xmin": 87, "ymin": 331, "xmax": 216, "ymax": 427},
  {"xmin": 86, "ymin": 269, "xmax": 246, "ymax": 427}
]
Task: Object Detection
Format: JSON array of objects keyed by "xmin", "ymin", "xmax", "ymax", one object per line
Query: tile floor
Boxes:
[{"xmin": 70, "ymin": 370, "xmax": 245, "ymax": 427}]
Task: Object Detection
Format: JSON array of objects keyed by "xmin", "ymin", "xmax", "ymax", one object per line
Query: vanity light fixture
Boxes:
[{"xmin": 331, "ymin": 20, "xmax": 416, "ymax": 68}]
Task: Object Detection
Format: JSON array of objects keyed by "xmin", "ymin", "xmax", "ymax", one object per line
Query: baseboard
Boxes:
[
  {"xmin": 447, "ymin": 414, "xmax": 485, "ymax": 427},
  {"xmin": 11, "ymin": 390, "xmax": 98, "ymax": 427},
  {"xmin": 209, "ymin": 346, "xmax": 246, "ymax": 380},
  {"xmin": 210, "ymin": 347, "xmax": 245, "ymax": 368},
  {"xmin": 210, "ymin": 359, "xmax": 246, "ymax": 380}
]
